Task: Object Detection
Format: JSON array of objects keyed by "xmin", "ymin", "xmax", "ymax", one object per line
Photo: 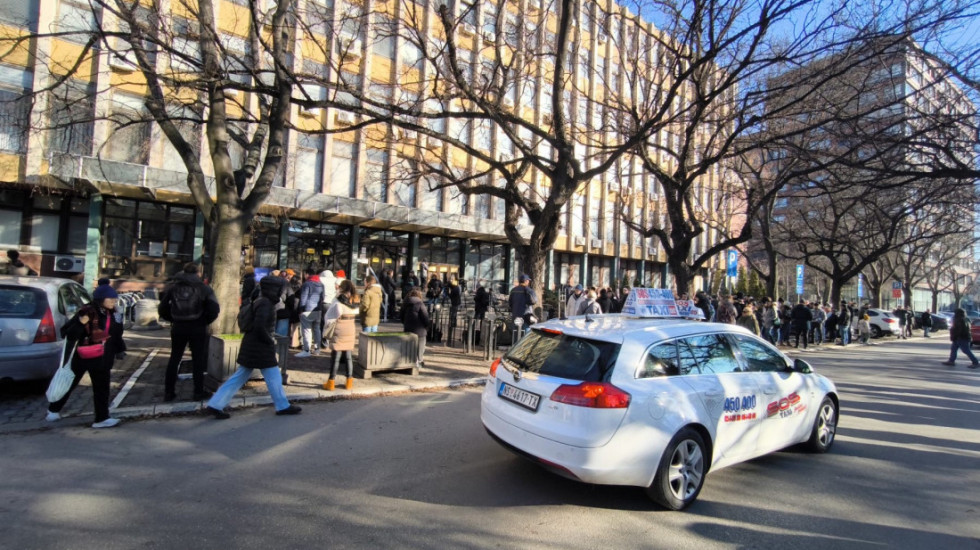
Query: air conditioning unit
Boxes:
[
  {"xmin": 597, "ymin": 33, "xmax": 608, "ymax": 44},
  {"xmin": 300, "ymin": 106, "xmax": 322, "ymax": 118},
  {"xmin": 482, "ymin": 30, "xmax": 495, "ymax": 42},
  {"xmin": 591, "ymin": 238, "xmax": 603, "ymax": 249},
  {"xmin": 109, "ymin": 53, "xmax": 136, "ymax": 72},
  {"xmin": 647, "ymin": 246, "xmax": 657, "ymax": 257},
  {"xmin": 460, "ymin": 23, "xmax": 476, "ymax": 36},
  {"xmin": 502, "ymin": 97, "xmax": 514, "ymax": 108},
  {"xmin": 573, "ymin": 236, "xmax": 585, "ymax": 247},
  {"xmin": 340, "ymin": 38, "xmax": 363, "ymax": 59},
  {"xmin": 54, "ymin": 255, "xmax": 85, "ymax": 273},
  {"xmin": 335, "ymin": 110, "xmax": 355, "ymax": 124}
]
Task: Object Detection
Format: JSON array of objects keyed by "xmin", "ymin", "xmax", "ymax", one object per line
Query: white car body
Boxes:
[{"xmin": 481, "ymin": 314, "xmax": 838, "ymax": 507}]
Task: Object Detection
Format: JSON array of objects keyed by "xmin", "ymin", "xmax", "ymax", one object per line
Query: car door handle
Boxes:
[
  {"xmin": 704, "ymin": 390, "xmax": 723, "ymax": 398},
  {"xmin": 762, "ymin": 385, "xmax": 778, "ymax": 395}
]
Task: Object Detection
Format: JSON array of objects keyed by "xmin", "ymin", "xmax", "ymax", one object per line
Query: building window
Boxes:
[
  {"xmin": 363, "ymin": 148, "xmax": 388, "ymax": 202},
  {"xmin": 328, "ymin": 140, "xmax": 357, "ymax": 197},
  {"xmin": 104, "ymin": 92, "xmax": 150, "ymax": 164},
  {"xmin": 48, "ymin": 81, "xmax": 95, "ymax": 156},
  {"xmin": 101, "ymin": 199, "xmax": 195, "ymax": 280},
  {"xmin": 0, "ymin": 66, "xmax": 33, "ymax": 152},
  {"xmin": 55, "ymin": 0, "xmax": 97, "ymax": 43},
  {"xmin": 295, "ymin": 133, "xmax": 324, "ymax": 192}
]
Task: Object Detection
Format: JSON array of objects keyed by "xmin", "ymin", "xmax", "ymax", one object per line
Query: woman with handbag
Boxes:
[
  {"xmin": 322, "ymin": 279, "xmax": 360, "ymax": 391},
  {"xmin": 46, "ymin": 284, "xmax": 125, "ymax": 428}
]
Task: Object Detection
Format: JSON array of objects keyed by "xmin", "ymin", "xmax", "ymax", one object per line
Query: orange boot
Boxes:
[
  {"xmin": 323, "ymin": 379, "xmax": 335, "ymax": 391},
  {"xmin": 345, "ymin": 378, "xmax": 353, "ymax": 390}
]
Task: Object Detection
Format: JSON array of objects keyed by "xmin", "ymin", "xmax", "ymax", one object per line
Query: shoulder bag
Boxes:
[
  {"xmin": 46, "ymin": 343, "xmax": 77, "ymax": 402},
  {"xmin": 77, "ymin": 315, "xmax": 111, "ymax": 359}
]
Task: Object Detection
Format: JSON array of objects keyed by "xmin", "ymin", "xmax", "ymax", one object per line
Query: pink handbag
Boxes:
[{"xmin": 76, "ymin": 315, "xmax": 110, "ymax": 359}]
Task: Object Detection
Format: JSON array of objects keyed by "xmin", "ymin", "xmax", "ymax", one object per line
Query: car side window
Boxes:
[
  {"xmin": 60, "ymin": 283, "xmax": 88, "ymax": 317},
  {"xmin": 637, "ymin": 341, "xmax": 681, "ymax": 378},
  {"xmin": 677, "ymin": 334, "xmax": 741, "ymax": 375},
  {"xmin": 731, "ymin": 334, "xmax": 788, "ymax": 372}
]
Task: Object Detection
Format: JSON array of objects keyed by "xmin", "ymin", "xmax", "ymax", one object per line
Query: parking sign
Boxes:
[{"xmin": 796, "ymin": 265, "xmax": 804, "ymax": 295}]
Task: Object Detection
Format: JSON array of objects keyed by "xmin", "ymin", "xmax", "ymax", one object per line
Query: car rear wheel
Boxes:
[
  {"xmin": 805, "ymin": 397, "xmax": 837, "ymax": 453},
  {"xmin": 647, "ymin": 428, "xmax": 707, "ymax": 510},
  {"xmin": 870, "ymin": 326, "xmax": 882, "ymax": 338}
]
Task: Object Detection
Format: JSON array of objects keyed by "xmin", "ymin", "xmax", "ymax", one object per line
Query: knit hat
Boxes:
[
  {"xmin": 519, "ymin": 274, "xmax": 531, "ymax": 283},
  {"xmin": 93, "ymin": 284, "xmax": 118, "ymax": 302},
  {"xmin": 335, "ymin": 269, "xmax": 346, "ymax": 279}
]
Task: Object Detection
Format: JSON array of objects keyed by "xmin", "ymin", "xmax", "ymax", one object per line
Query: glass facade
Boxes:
[
  {"xmin": 285, "ymin": 220, "xmax": 351, "ymax": 275},
  {"xmin": 102, "ymin": 198, "xmax": 195, "ymax": 279}
]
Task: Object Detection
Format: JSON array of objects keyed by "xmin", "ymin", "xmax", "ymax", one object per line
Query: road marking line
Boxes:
[{"xmin": 111, "ymin": 349, "xmax": 158, "ymax": 410}]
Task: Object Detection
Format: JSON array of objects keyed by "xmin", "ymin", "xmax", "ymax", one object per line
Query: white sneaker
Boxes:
[
  {"xmin": 295, "ymin": 351, "xmax": 311, "ymax": 358},
  {"xmin": 45, "ymin": 411, "xmax": 61, "ymax": 422},
  {"xmin": 91, "ymin": 418, "xmax": 121, "ymax": 429}
]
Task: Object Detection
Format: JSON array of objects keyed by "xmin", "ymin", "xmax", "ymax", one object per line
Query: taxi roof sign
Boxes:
[{"xmin": 621, "ymin": 288, "xmax": 705, "ymax": 320}]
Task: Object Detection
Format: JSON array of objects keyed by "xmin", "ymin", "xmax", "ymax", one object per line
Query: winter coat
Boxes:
[
  {"xmin": 475, "ymin": 287, "xmax": 491, "ymax": 318},
  {"xmin": 448, "ymin": 283, "xmax": 462, "ymax": 307},
  {"xmin": 578, "ymin": 298, "xmax": 602, "ymax": 316},
  {"xmin": 360, "ymin": 284, "xmax": 384, "ymax": 327},
  {"xmin": 566, "ymin": 293, "xmax": 585, "ymax": 317},
  {"xmin": 762, "ymin": 306, "xmax": 777, "ymax": 329},
  {"xmin": 63, "ymin": 304, "xmax": 124, "ymax": 371},
  {"xmin": 401, "ymin": 295, "xmax": 430, "ymax": 337},
  {"xmin": 856, "ymin": 319, "xmax": 871, "ymax": 335},
  {"xmin": 736, "ymin": 313, "xmax": 760, "ymax": 335},
  {"xmin": 950, "ymin": 314, "xmax": 971, "ymax": 341},
  {"xmin": 319, "ymin": 271, "xmax": 337, "ymax": 306},
  {"xmin": 790, "ymin": 304, "xmax": 813, "ymax": 333},
  {"xmin": 158, "ymin": 271, "xmax": 220, "ymax": 328},
  {"xmin": 236, "ymin": 279, "xmax": 281, "ymax": 369},
  {"xmin": 508, "ymin": 285, "xmax": 537, "ymax": 318},
  {"xmin": 597, "ymin": 293, "xmax": 613, "ymax": 314},
  {"xmin": 241, "ymin": 273, "xmax": 256, "ymax": 302},
  {"xmin": 299, "ymin": 276, "xmax": 325, "ymax": 313},
  {"xmin": 716, "ymin": 300, "xmax": 738, "ymax": 324},
  {"xmin": 920, "ymin": 312, "xmax": 933, "ymax": 328},
  {"xmin": 325, "ymin": 294, "xmax": 359, "ymax": 351}
]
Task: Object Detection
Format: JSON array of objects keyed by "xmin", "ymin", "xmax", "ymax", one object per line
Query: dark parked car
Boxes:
[
  {"xmin": 930, "ymin": 314, "xmax": 950, "ymax": 331},
  {"xmin": 972, "ymin": 319, "xmax": 980, "ymax": 346}
]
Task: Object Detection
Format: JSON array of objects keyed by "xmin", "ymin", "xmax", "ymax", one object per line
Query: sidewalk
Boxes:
[{"xmin": 0, "ymin": 322, "xmax": 490, "ymax": 433}]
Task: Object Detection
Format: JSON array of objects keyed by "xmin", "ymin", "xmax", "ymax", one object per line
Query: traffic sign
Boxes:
[
  {"xmin": 796, "ymin": 265, "xmax": 804, "ymax": 295},
  {"xmin": 727, "ymin": 250, "xmax": 738, "ymax": 278}
]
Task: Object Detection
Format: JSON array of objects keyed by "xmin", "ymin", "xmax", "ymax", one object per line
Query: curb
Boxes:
[{"xmin": 109, "ymin": 376, "xmax": 489, "ymax": 420}]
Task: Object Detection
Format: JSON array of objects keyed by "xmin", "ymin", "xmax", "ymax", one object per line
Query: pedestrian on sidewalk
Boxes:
[
  {"xmin": 401, "ymin": 288, "xmax": 429, "ymax": 369},
  {"xmin": 296, "ymin": 267, "xmax": 325, "ymax": 358},
  {"xmin": 893, "ymin": 305, "xmax": 908, "ymax": 340},
  {"xmin": 159, "ymin": 262, "xmax": 220, "ymax": 402},
  {"xmin": 323, "ymin": 279, "xmax": 360, "ymax": 391},
  {"xmin": 360, "ymin": 274, "xmax": 383, "ymax": 333},
  {"xmin": 46, "ymin": 284, "xmax": 125, "ymax": 428},
  {"xmin": 856, "ymin": 314, "xmax": 872, "ymax": 345},
  {"xmin": 736, "ymin": 304, "xmax": 761, "ymax": 336},
  {"xmin": 206, "ymin": 277, "xmax": 301, "ymax": 419},
  {"xmin": 791, "ymin": 299, "xmax": 813, "ymax": 349},
  {"xmin": 942, "ymin": 308, "xmax": 979, "ymax": 368},
  {"xmin": 920, "ymin": 309, "xmax": 933, "ymax": 338}
]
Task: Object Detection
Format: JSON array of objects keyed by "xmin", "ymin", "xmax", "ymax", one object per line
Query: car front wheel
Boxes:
[
  {"xmin": 647, "ymin": 428, "xmax": 707, "ymax": 510},
  {"xmin": 806, "ymin": 397, "xmax": 838, "ymax": 453},
  {"xmin": 870, "ymin": 326, "xmax": 882, "ymax": 338}
]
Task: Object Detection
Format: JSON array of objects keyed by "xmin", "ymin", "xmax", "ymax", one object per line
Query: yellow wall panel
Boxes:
[
  {"xmin": 49, "ymin": 39, "xmax": 96, "ymax": 79},
  {"xmin": 218, "ymin": 2, "xmax": 252, "ymax": 35},
  {"xmin": 0, "ymin": 153, "xmax": 23, "ymax": 182},
  {"xmin": 371, "ymin": 57, "xmax": 392, "ymax": 81},
  {"xmin": 172, "ymin": 0, "xmax": 200, "ymax": 21},
  {"xmin": 0, "ymin": 24, "xmax": 34, "ymax": 67}
]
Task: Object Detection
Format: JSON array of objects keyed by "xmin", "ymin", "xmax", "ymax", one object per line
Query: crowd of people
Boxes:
[{"xmin": 39, "ymin": 261, "xmax": 976, "ymax": 428}]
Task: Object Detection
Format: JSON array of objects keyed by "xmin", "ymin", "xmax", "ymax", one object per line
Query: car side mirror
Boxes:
[{"xmin": 793, "ymin": 358, "xmax": 813, "ymax": 374}]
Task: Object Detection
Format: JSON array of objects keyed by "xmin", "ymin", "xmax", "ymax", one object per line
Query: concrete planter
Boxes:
[
  {"xmin": 205, "ymin": 335, "xmax": 242, "ymax": 391},
  {"xmin": 356, "ymin": 332, "xmax": 419, "ymax": 379}
]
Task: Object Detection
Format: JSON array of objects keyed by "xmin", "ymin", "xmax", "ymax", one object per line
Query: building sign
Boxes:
[
  {"xmin": 621, "ymin": 288, "xmax": 705, "ymax": 320},
  {"xmin": 727, "ymin": 250, "xmax": 738, "ymax": 278},
  {"xmin": 892, "ymin": 281, "xmax": 903, "ymax": 299},
  {"xmin": 857, "ymin": 273, "xmax": 864, "ymax": 298}
]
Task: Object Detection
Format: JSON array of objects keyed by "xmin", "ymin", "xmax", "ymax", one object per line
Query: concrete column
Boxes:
[
  {"xmin": 84, "ymin": 194, "xmax": 103, "ymax": 288},
  {"xmin": 193, "ymin": 211, "xmax": 205, "ymax": 266},
  {"xmin": 278, "ymin": 222, "xmax": 290, "ymax": 269}
]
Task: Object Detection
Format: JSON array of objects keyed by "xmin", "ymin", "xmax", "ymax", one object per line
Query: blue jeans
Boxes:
[
  {"xmin": 275, "ymin": 318, "xmax": 290, "ymax": 337},
  {"xmin": 363, "ymin": 325, "xmax": 378, "ymax": 333},
  {"xmin": 207, "ymin": 365, "xmax": 291, "ymax": 411},
  {"xmin": 947, "ymin": 339, "xmax": 978, "ymax": 364}
]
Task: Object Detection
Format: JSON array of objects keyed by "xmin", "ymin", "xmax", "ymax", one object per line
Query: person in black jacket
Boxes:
[
  {"xmin": 379, "ymin": 267, "xmax": 397, "ymax": 321},
  {"xmin": 790, "ymin": 299, "xmax": 813, "ymax": 349},
  {"xmin": 941, "ymin": 308, "xmax": 979, "ymax": 367},
  {"xmin": 920, "ymin": 309, "xmax": 933, "ymax": 338},
  {"xmin": 474, "ymin": 283, "xmax": 491, "ymax": 320},
  {"xmin": 205, "ymin": 277, "xmax": 302, "ymax": 419},
  {"xmin": 159, "ymin": 263, "xmax": 221, "ymax": 402},
  {"xmin": 241, "ymin": 266, "xmax": 256, "ymax": 303},
  {"xmin": 402, "ymin": 288, "xmax": 430, "ymax": 368},
  {"xmin": 46, "ymin": 284, "xmax": 125, "ymax": 428}
]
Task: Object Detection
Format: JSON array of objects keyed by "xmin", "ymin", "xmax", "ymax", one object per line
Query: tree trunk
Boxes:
[
  {"xmin": 515, "ymin": 242, "xmax": 547, "ymax": 318},
  {"xmin": 669, "ymin": 258, "xmax": 695, "ymax": 297},
  {"xmin": 210, "ymin": 205, "xmax": 248, "ymax": 334}
]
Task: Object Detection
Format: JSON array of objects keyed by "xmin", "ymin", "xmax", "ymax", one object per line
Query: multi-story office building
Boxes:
[
  {"xmin": 0, "ymin": 0, "xmax": 731, "ymax": 293},
  {"xmin": 761, "ymin": 37, "xmax": 976, "ymax": 307}
]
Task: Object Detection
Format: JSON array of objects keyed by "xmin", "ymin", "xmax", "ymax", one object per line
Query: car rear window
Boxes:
[
  {"xmin": 0, "ymin": 286, "xmax": 48, "ymax": 319},
  {"xmin": 504, "ymin": 330, "xmax": 620, "ymax": 382}
]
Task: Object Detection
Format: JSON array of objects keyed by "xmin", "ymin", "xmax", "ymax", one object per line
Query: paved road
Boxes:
[{"xmin": 1, "ymin": 338, "xmax": 978, "ymax": 549}]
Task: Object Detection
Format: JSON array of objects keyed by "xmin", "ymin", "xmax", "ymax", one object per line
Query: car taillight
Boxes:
[
  {"xmin": 550, "ymin": 382, "xmax": 631, "ymax": 409},
  {"xmin": 34, "ymin": 308, "xmax": 57, "ymax": 343},
  {"xmin": 489, "ymin": 358, "xmax": 501, "ymax": 378},
  {"xmin": 884, "ymin": 318, "xmax": 896, "ymax": 324}
]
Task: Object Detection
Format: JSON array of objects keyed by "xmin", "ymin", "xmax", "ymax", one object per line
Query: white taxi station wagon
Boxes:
[{"xmin": 481, "ymin": 289, "xmax": 839, "ymax": 510}]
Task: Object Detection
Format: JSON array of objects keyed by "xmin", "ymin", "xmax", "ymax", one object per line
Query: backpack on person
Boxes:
[
  {"xmin": 237, "ymin": 297, "xmax": 266, "ymax": 332},
  {"xmin": 168, "ymin": 281, "xmax": 205, "ymax": 321}
]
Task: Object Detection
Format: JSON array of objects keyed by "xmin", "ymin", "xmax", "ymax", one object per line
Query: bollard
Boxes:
[{"xmin": 465, "ymin": 314, "xmax": 474, "ymax": 354}]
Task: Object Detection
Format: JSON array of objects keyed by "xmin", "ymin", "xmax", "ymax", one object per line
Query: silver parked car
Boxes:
[{"xmin": 0, "ymin": 276, "xmax": 92, "ymax": 382}]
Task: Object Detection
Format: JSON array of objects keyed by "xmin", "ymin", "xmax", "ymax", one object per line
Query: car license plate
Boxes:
[{"xmin": 498, "ymin": 382, "xmax": 540, "ymax": 411}]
